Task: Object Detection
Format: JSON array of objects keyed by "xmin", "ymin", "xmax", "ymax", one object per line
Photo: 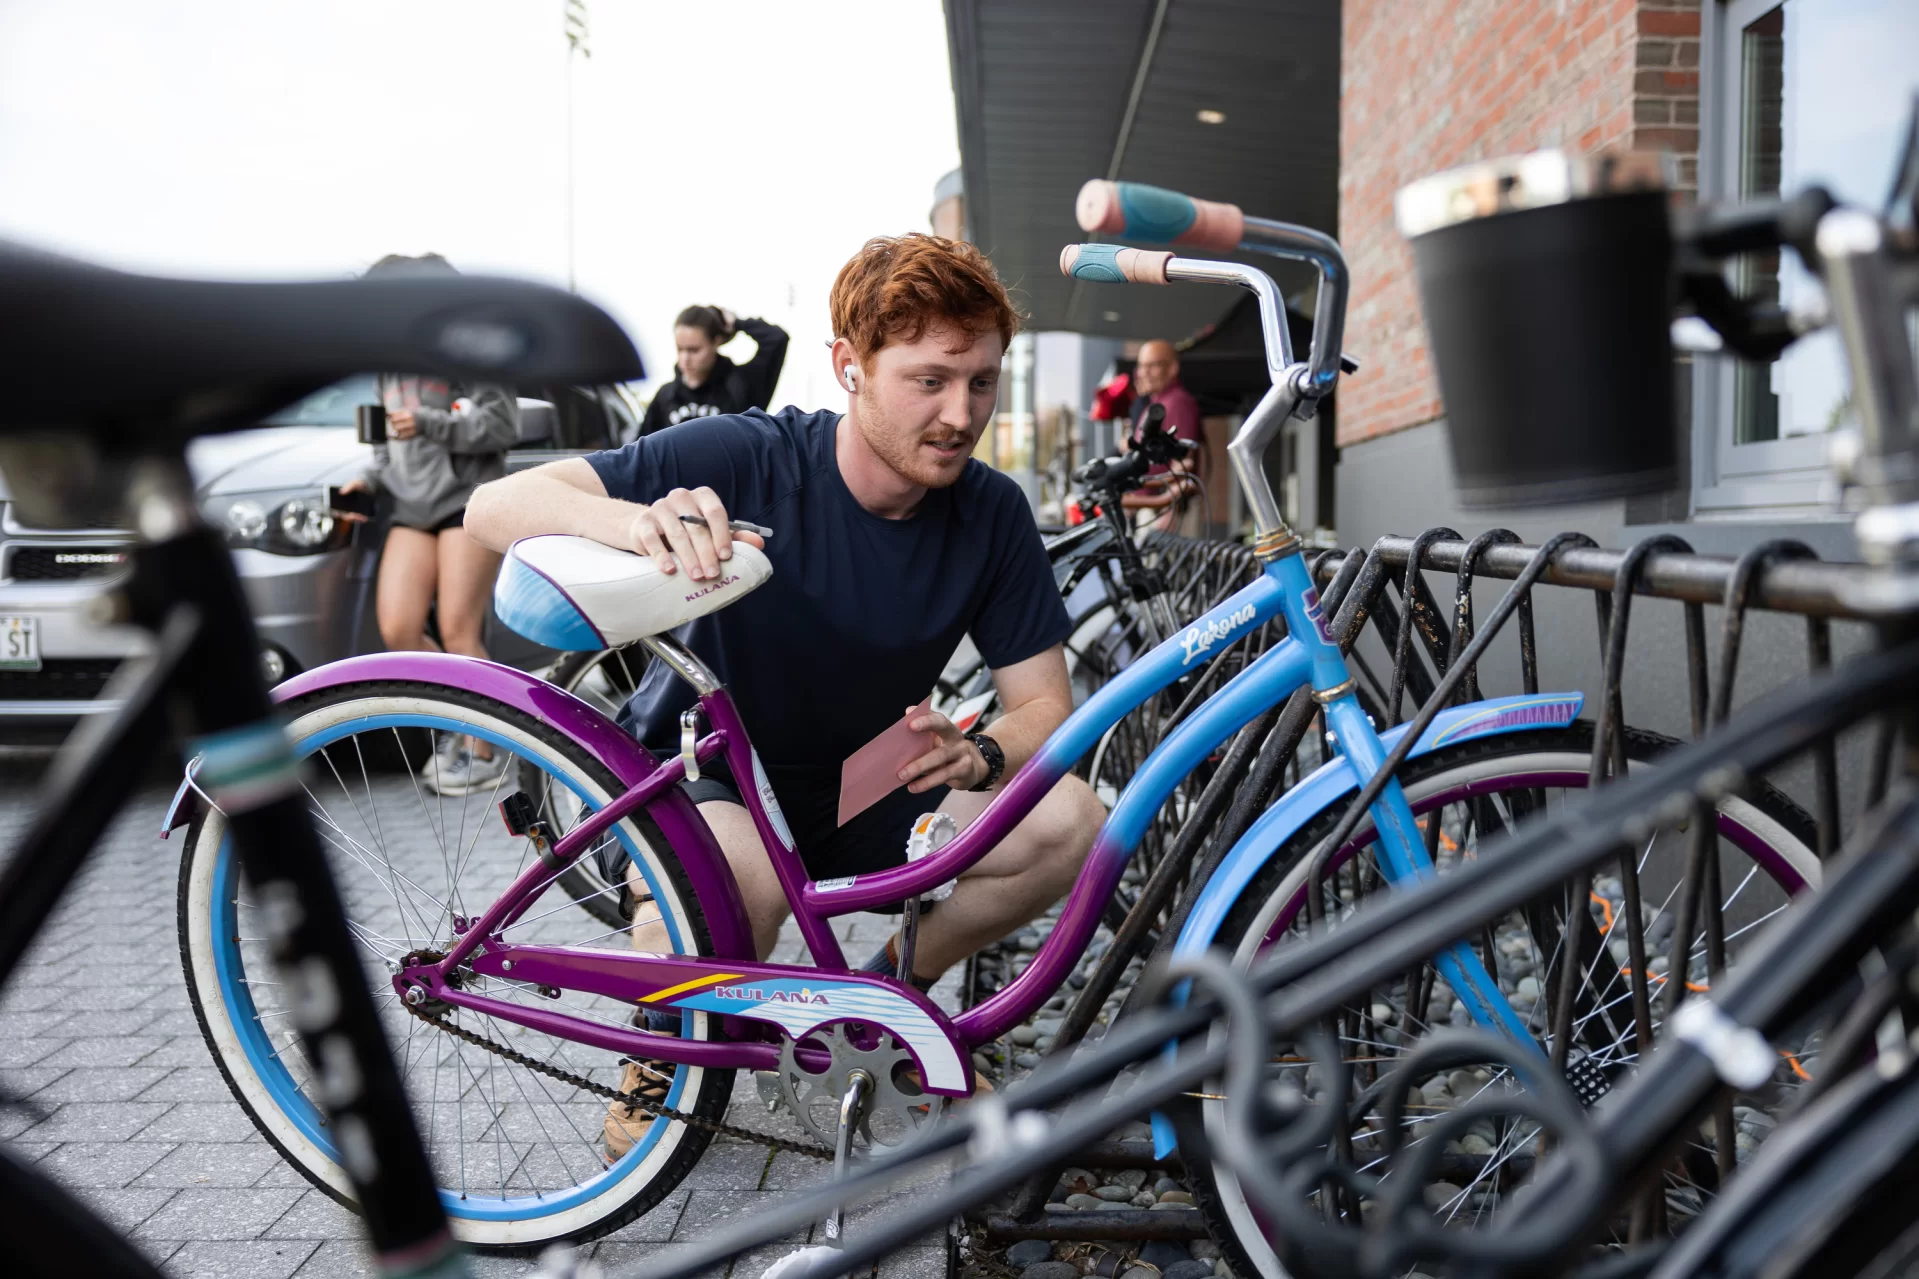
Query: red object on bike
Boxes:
[{"xmin": 1091, "ymin": 372, "xmax": 1133, "ymax": 421}]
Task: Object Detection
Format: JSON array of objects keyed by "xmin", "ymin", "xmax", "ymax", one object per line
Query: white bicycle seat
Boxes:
[{"xmin": 493, "ymin": 534, "xmax": 772, "ymax": 650}]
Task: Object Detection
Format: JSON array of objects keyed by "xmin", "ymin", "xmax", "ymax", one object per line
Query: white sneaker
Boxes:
[
  {"xmin": 423, "ymin": 744, "xmax": 509, "ymax": 797},
  {"xmin": 416, "ymin": 732, "xmax": 462, "ymax": 783}
]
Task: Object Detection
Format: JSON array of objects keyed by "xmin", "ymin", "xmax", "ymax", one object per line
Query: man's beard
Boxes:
[{"xmin": 855, "ymin": 387, "xmax": 976, "ymax": 490}]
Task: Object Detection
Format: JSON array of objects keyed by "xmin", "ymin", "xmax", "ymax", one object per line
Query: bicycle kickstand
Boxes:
[{"xmin": 823, "ymin": 1068, "xmax": 874, "ymax": 1244}]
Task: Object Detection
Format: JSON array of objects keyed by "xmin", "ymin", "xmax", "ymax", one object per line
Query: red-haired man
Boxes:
[{"xmin": 468, "ymin": 234, "xmax": 1102, "ymax": 1154}]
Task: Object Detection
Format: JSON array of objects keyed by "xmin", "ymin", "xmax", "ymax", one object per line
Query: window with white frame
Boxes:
[{"xmin": 1694, "ymin": 0, "xmax": 1919, "ymax": 516}]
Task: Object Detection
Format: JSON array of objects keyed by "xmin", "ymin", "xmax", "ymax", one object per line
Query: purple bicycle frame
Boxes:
[{"xmin": 385, "ymin": 566, "xmax": 1319, "ymax": 1087}]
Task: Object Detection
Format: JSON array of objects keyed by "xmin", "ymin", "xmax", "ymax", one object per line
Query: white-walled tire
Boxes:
[{"xmin": 177, "ymin": 682, "xmax": 732, "ymax": 1253}]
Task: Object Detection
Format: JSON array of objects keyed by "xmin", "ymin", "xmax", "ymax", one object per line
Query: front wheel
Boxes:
[
  {"xmin": 1189, "ymin": 722, "xmax": 1820, "ymax": 1279},
  {"xmin": 177, "ymin": 680, "xmax": 732, "ymax": 1253}
]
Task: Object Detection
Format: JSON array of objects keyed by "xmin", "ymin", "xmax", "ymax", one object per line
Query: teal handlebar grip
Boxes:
[
  {"xmin": 1058, "ymin": 244, "xmax": 1174, "ymax": 284},
  {"xmin": 1076, "ymin": 180, "xmax": 1244, "ymax": 251}
]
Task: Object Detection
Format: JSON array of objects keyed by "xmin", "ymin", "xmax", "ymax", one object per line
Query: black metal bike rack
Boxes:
[{"xmin": 963, "ymin": 525, "xmax": 1882, "ymax": 1260}]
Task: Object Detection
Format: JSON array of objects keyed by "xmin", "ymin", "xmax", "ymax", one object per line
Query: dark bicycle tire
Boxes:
[{"xmin": 1186, "ymin": 721, "xmax": 1820, "ymax": 1279}]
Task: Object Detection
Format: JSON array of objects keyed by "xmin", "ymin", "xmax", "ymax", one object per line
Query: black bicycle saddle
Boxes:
[{"xmin": 0, "ymin": 239, "xmax": 644, "ymax": 434}]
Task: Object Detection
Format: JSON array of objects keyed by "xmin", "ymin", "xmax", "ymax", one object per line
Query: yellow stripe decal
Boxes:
[{"xmin": 641, "ymin": 972, "xmax": 743, "ymax": 1004}]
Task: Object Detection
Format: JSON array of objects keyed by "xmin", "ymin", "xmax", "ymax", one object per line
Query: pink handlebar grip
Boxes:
[
  {"xmin": 1059, "ymin": 244, "xmax": 1174, "ymax": 285},
  {"xmin": 1075, "ymin": 179, "xmax": 1245, "ymax": 252}
]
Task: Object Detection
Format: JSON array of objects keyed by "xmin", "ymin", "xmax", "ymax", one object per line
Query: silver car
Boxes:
[{"xmin": 0, "ymin": 376, "xmax": 635, "ymax": 739}]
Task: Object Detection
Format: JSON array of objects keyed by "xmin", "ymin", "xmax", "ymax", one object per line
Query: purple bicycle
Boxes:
[{"xmin": 168, "ymin": 183, "xmax": 1817, "ymax": 1260}]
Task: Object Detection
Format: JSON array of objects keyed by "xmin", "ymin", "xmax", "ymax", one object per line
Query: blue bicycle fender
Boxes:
[{"xmin": 1149, "ymin": 690, "xmax": 1582, "ymax": 1158}]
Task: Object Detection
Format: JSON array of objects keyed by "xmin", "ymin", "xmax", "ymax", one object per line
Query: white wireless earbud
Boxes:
[{"xmin": 842, "ymin": 368, "xmax": 857, "ymax": 390}]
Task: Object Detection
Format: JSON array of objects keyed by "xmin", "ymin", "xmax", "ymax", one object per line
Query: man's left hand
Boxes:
[{"xmin": 898, "ymin": 705, "xmax": 986, "ymax": 793}]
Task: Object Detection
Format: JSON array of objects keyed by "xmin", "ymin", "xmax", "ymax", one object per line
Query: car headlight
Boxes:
[{"xmin": 204, "ymin": 490, "xmax": 350, "ymax": 555}]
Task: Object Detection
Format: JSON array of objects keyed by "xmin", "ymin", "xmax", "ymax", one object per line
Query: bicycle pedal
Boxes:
[{"xmin": 1562, "ymin": 1053, "xmax": 1612, "ymax": 1108}]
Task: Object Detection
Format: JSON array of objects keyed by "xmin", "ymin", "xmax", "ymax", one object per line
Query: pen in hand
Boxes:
[{"xmin": 679, "ymin": 513, "xmax": 773, "ymax": 539}]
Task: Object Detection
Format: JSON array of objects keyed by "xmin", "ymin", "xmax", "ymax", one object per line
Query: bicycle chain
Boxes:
[{"xmin": 403, "ymin": 1001, "xmax": 834, "ymax": 1161}]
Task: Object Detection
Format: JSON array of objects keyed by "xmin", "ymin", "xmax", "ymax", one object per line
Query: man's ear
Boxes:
[{"xmin": 830, "ymin": 337, "xmax": 861, "ymax": 393}]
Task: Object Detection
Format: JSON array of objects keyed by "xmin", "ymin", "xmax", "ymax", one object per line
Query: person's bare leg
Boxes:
[
  {"xmin": 904, "ymin": 774, "xmax": 1103, "ymax": 981},
  {"xmin": 436, "ymin": 525, "xmax": 504, "ymax": 758},
  {"xmin": 375, "ymin": 526, "xmax": 440, "ymax": 652},
  {"xmin": 627, "ymin": 800, "xmax": 790, "ymax": 960}
]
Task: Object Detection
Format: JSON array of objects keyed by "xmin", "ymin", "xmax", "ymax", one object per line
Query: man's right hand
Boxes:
[{"xmin": 626, "ymin": 485, "xmax": 765, "ymax": 581}]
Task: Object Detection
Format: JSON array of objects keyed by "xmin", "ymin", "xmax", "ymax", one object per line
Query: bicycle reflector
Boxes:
[{"xmin": 1396, "ymin": 150, "xmax": 1678, "ymax": 507}]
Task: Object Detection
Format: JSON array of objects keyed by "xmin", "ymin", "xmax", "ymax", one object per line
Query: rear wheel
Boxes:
[
  {"xmin": 1189, "ymin": 723, "xmax": 1820, "ymax": 1279},
  {"xmin": 178, "ymin": 681, "xmax": 732, "ymax": 1253}
]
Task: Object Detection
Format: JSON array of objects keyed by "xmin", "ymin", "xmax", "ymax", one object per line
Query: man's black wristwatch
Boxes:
[{"xmin": 964, "ymin": 732, "xmax": 1005, "ymax": 792}]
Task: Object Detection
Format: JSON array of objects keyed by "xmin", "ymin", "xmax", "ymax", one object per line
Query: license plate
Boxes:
[{"xmin": 0, "ymin": 617, "xmax": 40, "ymax": 671}]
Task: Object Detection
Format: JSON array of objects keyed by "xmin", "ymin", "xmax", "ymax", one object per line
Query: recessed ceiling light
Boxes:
[
  {"xmin": 1196, "ymin": 109, "xmax": 1226, "ymax": 125},
  {"xmin": 1102, "ymin": 310, "xmax": 1122, "ymax": 322}
]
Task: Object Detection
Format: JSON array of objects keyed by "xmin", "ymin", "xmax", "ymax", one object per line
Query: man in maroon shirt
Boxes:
[{"xmin": 1119, "ymin": 339, "xmax": 1203, "ymax": 527}]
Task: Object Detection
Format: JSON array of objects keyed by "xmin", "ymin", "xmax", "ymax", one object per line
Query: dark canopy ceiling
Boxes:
[{"xmin": 944, "ymin": 0, "xmax": 1340, "ymax": 341}]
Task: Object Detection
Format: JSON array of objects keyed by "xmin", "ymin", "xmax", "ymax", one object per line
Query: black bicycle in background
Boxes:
[
  {"xmin": 635, "ymin": 114, "xmax": 1919, "ymax": 1279},
  {"xmin": 0, "ymin": 245, "xmax": 644, "ymax": 1276}
]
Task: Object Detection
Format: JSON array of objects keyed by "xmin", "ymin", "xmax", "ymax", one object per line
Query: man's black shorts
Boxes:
[{"xmin": 596, "ymin": 755, "xmax": 951, "ymax": 894}]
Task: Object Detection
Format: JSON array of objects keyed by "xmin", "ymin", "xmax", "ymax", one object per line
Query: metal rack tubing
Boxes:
[{"xmin": 1313, "ymin": 534, "xmax": 1883, "ymax": 621}]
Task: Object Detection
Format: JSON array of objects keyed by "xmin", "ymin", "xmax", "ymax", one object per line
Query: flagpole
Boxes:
[
  {"xmin": 563, "ymin": 0, "xmax": 590, "ymax": 293},
  {"xmin": 565, "ymin": 45, "xmax": 575, "ymax": 292}
]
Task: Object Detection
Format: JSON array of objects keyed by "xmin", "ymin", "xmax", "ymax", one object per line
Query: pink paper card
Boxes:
[{"xmin": 838, "ymin": 697, "xmax": 936, "ymax": 827}]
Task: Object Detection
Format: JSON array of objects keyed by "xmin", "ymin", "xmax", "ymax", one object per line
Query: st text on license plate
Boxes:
[{"xmin": 0, "ymin": 617, "xmax": 40, "ymax": 671}]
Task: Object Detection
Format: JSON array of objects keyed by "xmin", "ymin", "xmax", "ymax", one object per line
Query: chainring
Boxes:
[{"xmin": 775, "ymin": 1022, "xmax": 948, "ymax": 1153}]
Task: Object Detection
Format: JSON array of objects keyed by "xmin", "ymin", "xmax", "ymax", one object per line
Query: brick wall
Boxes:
[{"xmin": 1337, "ymin": 0, "xmax": 1701, "ymax": 447}]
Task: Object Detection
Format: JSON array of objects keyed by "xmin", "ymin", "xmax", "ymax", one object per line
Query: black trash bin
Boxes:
[{"xmin": 1396, "ymin": 150, "xmax": 1678, "ymax": 507}]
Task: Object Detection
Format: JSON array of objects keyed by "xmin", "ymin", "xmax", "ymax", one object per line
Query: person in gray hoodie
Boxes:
[{"xmin": 337, "ymin": 253, "xmax": 520, "ymax": 795}]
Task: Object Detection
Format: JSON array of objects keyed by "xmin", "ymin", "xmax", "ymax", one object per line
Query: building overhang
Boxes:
[{"xmin": 945, "ymin": 0, "xmax": 1340, "ymax": 341}]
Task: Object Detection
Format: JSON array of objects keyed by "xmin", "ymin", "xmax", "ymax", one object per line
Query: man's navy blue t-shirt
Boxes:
[{"xmin": 584, "ymin": 406, "xmax": 1070, "ymax": 847}]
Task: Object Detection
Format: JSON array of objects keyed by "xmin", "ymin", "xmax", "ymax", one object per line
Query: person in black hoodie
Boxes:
[{"xmin": 635, "ymin": 305, "xmax": 788, "ymax": 437}]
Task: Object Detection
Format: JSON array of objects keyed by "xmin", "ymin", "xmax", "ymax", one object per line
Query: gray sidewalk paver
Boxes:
[
  {"xmin": 132, "ymin": 1186, "xmax": 307, "ymax": 1241},
  {"xmin": 133, "ymin": 1101, "xmax": 263, "ymax": 1144},
  {"xmin": 262, "ymin": 1188, "xmax": 360, "ymax": 1239},
  {"xmin": 36, "ymin": 1140, "xmax": 177, "ymax": 1188},
  {"xmin": 19, "ymin": 1100, "xmax": 171, "ymax": 1143},
  {"xmin": 163, "ymin": 1239, "xmax": 322, "ymax": 1279},
  {"xmin": 133, "ymin": 1141, "xmax": 289, "ymax": 1189},
  {"xmin": 31, "ymin": 1064, "xmax": 172, "ymax": 1102}
]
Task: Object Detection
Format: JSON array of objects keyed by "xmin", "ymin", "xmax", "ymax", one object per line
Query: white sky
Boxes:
[{"xmin": 0, "ymin": 0, "xmax": 962, "ymax": 412}]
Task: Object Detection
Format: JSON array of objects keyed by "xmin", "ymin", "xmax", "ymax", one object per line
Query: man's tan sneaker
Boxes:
[{"xmin": 602, "ymin": 1057, "xmax": 675, "ymax": 1163}]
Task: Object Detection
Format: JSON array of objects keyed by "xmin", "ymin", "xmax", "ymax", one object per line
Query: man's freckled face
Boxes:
[{"xmin": 851, "ymin": 322, "xmax": 1004, "ymax": 489}]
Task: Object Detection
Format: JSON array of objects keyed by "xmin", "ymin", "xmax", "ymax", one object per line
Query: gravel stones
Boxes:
[
  {"xmin": 1094, "ymin": 1184, "xmax": 1133, "ymax": 1202},
  {"xmin": 1155, "ymin": 1189, "xmax": 1194, "ymax": 1205},
  {"xmin": 1006, "ymin": 1240, "xmax": 1053, "ymax": 1267},
  {"xmin": 1164, "ymin": 1262, "xmax": 1215, "ymax": 1279},
  {"xmin": 1065, "ymin": 1193, "xmax": 1106, "ymax": 1210},
  {"xmin": 1019, "ymin": 1263, "xmax": 1078, "ymax": 1279},
  {"xmin": 1060, "ymin": 1167, "xmax": 1097, "ymax": 1196},
  {"xmin": 1140, "ymin": 1241, "xmax": 1189, "ymax": 1271}
]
